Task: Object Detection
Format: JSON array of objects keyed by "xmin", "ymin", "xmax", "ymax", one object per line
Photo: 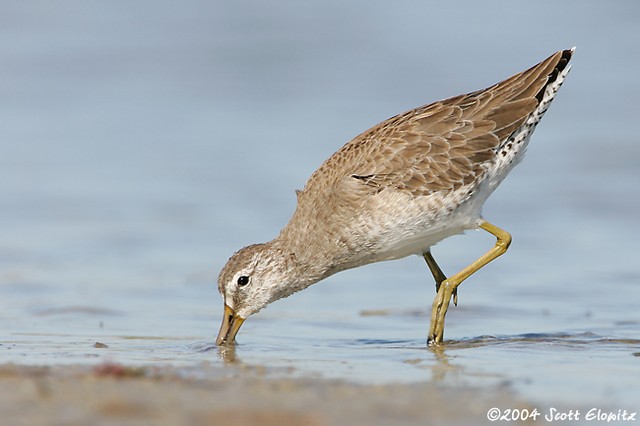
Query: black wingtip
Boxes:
[
  {"xmin": 535, "ymin": 48, "xmax": 574, "ymax": 103},
  {"xmin": 557, "ymin": 47, "xmax": 575, "ymax": 73}
]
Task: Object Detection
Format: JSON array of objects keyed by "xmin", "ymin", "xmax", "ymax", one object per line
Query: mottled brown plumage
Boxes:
[{"xmin": 304, "ymin": 50, "xmax": 567, "ymax": 197}]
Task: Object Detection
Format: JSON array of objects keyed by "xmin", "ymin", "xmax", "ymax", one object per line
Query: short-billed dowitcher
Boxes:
[{"xmin": 216, "ymin": 48, "xmax": 574, "ymax": 345}]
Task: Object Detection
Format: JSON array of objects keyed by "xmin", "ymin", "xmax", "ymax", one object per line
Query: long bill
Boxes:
[{"xmin": 215, "ymin": 304, "xmax": 245, "ymax": 345}]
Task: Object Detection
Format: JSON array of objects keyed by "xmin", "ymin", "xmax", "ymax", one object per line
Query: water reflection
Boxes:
[
  {"xmin": 191, "ymin": 340, "xmax": 242, "ymax": 365},
  {"xmin": 198, "ymin": 330, "xmax": 640, "ymax": 406},
  {"xmin": 427, "ymin": 344, "xmax": 464, "ymax": 383},
  {"xmin": 217, "ymin": 344, "xmax": 240, "ymax": 365}
]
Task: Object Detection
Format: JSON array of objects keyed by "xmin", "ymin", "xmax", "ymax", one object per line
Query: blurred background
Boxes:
[{"xmin": 1, "ymin": 0, "xmax": 639, "ymax": 403}]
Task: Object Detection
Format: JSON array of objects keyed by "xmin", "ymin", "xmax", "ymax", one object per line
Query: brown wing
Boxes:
[{"xmin": 317, "ymin": 50, "xmax": 570, "ymax": 197}]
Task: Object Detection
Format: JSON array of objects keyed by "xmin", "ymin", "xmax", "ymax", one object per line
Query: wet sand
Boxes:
[{"xmin": 0, "ymin": 362, "xmax": 532, "ymax": 426}]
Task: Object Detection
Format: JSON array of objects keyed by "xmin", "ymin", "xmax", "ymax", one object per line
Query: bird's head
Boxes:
[{"xmin": 215, "ymin": 242, "xmax": 297, "ymax": 345}]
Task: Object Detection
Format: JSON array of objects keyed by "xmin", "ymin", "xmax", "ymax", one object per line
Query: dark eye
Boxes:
[{"xmin": 237, "ymin": 276, "xmax": 249, "ymax": 287}]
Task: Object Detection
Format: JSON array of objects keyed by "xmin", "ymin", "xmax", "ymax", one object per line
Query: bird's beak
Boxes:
[{"xmin": 216, "ymin": 304, "xmax": 245, "ymax": 345}]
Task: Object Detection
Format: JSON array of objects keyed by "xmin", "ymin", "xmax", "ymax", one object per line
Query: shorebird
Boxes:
[{"xmin": 216, "ymin": 48, "xmax": 573, "ymax": 346}]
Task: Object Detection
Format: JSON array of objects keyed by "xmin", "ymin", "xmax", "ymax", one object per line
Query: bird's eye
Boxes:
[{"xmin": 237, "ymin": 276, "xmax": 249, "ymax": 287}]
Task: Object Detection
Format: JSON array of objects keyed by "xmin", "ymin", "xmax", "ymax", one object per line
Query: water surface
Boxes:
[{"xmin": 1, "ymin": 0, "xmax": 639, "ymax": 412}]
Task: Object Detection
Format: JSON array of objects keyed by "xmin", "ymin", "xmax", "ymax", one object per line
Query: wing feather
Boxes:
[{"xmin": 301, "ymin": 50, "xmax": 569, "ymax": 200}]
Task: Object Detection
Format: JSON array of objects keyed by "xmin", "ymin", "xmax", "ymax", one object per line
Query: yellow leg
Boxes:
[
  {"xmin": 422, "ymin": 251, "xmax": 458, "ymax": 306},
  {"xmin": 427, "ymin": 220, "xmax": 512, "ymax": 345}
]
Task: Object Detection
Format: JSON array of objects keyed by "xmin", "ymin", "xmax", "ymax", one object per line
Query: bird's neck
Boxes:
[{"xmin": 270, "ymin": 233, "xmax": 335, "ymax": 290}]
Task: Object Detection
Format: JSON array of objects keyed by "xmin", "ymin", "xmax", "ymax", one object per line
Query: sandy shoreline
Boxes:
[{"xmin": 0, "ymin": 362, "xmax": 534, "ymax": 426}]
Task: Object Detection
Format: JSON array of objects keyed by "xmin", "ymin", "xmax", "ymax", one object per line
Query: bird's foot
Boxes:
[{"xmin": 427, "ymin": 279, "xmax": 456, "ymax": 345}]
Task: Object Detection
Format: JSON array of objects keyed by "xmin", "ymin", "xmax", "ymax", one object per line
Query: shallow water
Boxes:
[{"xmin": 1, "ymin": 0, "xmax": 640, "ymax": 413}]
